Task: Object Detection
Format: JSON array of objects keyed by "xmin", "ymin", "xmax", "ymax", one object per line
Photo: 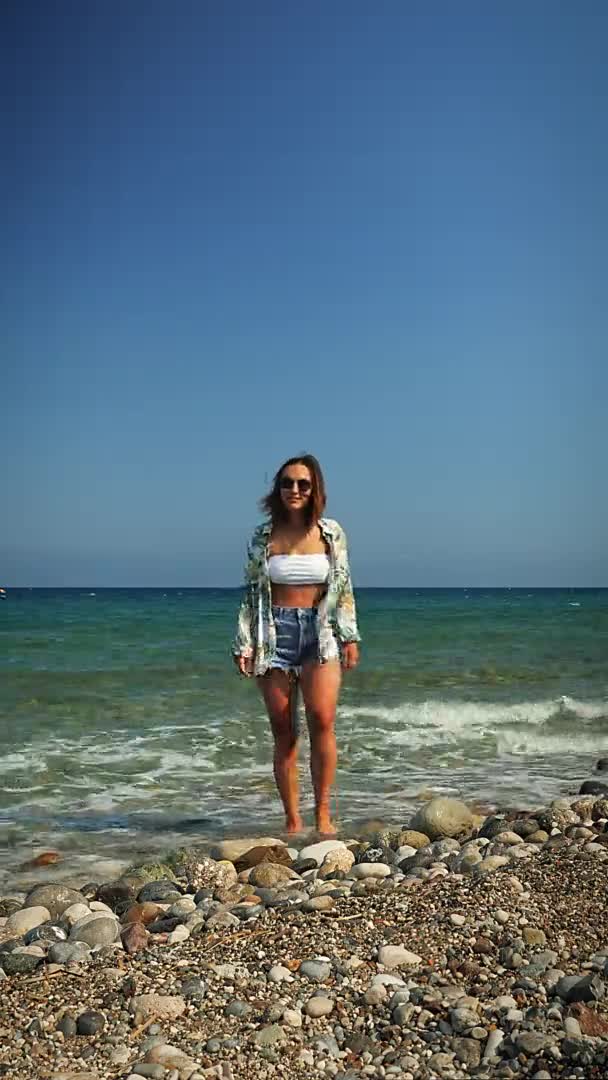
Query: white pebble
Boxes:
[
  {"xmin": 350, "ymin": 863, "xmax": 391, "ymax": 879},
  {"xmin": 268, "ymin": 965, "xmax": 294, "ymax": 984},
  {"xmin": 377, "ymin": 945, "xmax": 422, "ymax": 970},
  {"xmin": 167, "ymin": 925, "xmax": 190, "ymax": 944},
  {"xmin": 450, "ymin": 914, "xmax": 466, "ymax": 927}
]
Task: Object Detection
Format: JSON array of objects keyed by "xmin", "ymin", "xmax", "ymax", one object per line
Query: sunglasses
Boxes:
[{"xmin": 279, "ymin": 477, "xmax": 312, "ymax": 494}]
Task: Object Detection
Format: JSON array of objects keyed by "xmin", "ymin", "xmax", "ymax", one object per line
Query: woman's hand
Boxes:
[
  {"xmin": 341, "ymin": 642, "xmax": 360, "ymax": 671},
  {"xmin": 234, "ymin": 654, "xmax": 254, "ymax": 677}
]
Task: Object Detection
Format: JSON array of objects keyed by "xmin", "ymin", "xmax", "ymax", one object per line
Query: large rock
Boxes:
[
  {"xmin": 166, "ymin": 849, "xmax": 238, "ymax": 892},
  {"xmin": 94, "ymin": 881, "xmax": 135, "ymax": 911},
  {"xmin": 318, "ymin": 848, "xmax": 355, "ymax": 877},
  {"xmin": 579, "ymin": 780, "xmax": 608, "ymax": 796},
  {"xmin": 249, "ymin": 862, "xmax": 295, "ymax": 888},
  {"xmin": 137, "ymin": 880, "xmax": 182, "ymax": 904},
  {"xmin": 409, "ymin": 798, "xmax": 474, "ymax": 841},
  {"xmin": 395, "ymin": 830, "xmax": 431, "ymax": 850},
  {"xmin": 23, "ymin": 884, "xmax": 87, "ymax": 920},
  {"xmin": 48, "ymin": 941, "xmax": 92, "ymax": 964},
  {"xmin": 119, "ymin": 863, "xmax": 179, "ymax": 893},
  {"xmin": 298, "ymin": 839, "xmax": 348, "ymax": 866},
  {"xmin": 6, "ymin": 906, "xmax": 51, "ymax": 936},
  {"xmin": 121, "ymin": 922, "xmax": 149, "ymax": 955},
  {"xmin": 69, "ymin": 914, "xmax": 121, "ymax": 947},
  {"xmin": 1, "ymin": 951, "xmax": 43, "ymax": 975},
  {"xmin": 120, "ymin": 902, "xmax": 165, "ymax": 926},
  {"xmin": 234, "ymin": 845, "xmax": 293, "ymax": 872},
  {"xmin": 209, "ymin": 837, "xmax": 287, "ymax": 862}
]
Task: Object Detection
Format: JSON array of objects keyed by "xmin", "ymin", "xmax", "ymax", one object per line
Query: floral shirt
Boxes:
[{"xmin": 233, "ymin": 517, "xmax": 361, "ymax": 675}]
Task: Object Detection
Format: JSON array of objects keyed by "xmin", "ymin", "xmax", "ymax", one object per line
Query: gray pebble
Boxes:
[
  {"xmin": 76, "ymin": 1010, "xmax": 106, "ymax": 1035},
  {"xmin": 225, "ymin": 999, "xmax": 252, "ymax": 1017},
  {"xmin": 300, "ymin": 959, "xmax": 332, "ymax": 982}
]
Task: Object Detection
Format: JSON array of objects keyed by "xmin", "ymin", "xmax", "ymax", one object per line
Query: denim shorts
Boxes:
[{"xmin": 271, "ymin": 606, "xmax": 320, "ymax": 672}]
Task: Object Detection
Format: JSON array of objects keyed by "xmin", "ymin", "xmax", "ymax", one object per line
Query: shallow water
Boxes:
[{"xmin": 1, "ymin": 587, "xmax": 607, "ymax": 891}]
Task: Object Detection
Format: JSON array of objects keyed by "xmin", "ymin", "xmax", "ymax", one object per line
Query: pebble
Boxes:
[
  {"xmin": 349, "ymin": 863, "xmax": 391, "ymax": 879},
  {"xmin": 300, "ymin": 959, "xmax": 332, "ymax": 982},
  {"xmin": 377, "ymin": 944, "xmax": 422, "ymax": 969},
  {"xmin": 69, "ymin": 914, "xmax": 122, "ymax": 947},
  {"xmin": 305, "ymin": 996, "xmax": 335, "ymax": 1017},
  {"xmin": 252, "ymin": 1023, "xmax": 287, "ymax": 1046},
  {"xmin": 1, "ymin": 794, "xmax": 608, "ymax": 1080},
  {"xmin": 268, "ymin": 963, "xmax": 294, "ymax": 983},
  {"xmin": 76, "ymin": 1010, "xmax": 106, "ymax": 1035},
  {"xmin": 298, "ymin": 840, "xmax": 348, "ymax": 866}
]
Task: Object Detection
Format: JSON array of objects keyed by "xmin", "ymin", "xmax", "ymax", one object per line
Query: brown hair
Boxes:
[{"xmin": 260, "ymin": 454, "xmax": 327, "ymax": 525}]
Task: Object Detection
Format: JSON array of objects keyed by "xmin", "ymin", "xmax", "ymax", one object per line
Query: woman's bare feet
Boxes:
[
  {"xmin": 286, "ymin": 815, "xmax": 304, "ymax": 834},
  {"xmin": 315, "ymin": 809, "xmax": 336, "ymax": 836}
]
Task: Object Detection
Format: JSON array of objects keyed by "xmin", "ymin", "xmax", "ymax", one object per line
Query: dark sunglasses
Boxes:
[{"xmin": 279, "ymin": 477, "xmax": 312, "ymax": 493}]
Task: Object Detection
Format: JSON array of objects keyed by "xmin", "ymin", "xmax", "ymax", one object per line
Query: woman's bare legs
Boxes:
[
  {"xmin": 258, "ymin": 670, "xmax": 303, "ymax": 833},
  {"xmin": 299, "ymin": 660, "xmax": 342, "ymax": 835}
]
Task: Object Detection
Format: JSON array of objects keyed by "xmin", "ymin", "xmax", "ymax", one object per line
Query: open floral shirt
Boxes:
[{"xmin": 233, "ymin": 517, "xmax": 361, "ymax": 676}]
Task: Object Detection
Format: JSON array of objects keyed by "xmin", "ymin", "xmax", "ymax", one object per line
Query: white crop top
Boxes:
[{"xmin": 268, "ymin": 553, "xmax": 330, "ymax": 585}]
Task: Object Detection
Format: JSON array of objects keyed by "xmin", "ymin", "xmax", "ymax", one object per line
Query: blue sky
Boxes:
[{"xmin": 3, "ymin": 2, "xmax": 607, "ymax": 586}]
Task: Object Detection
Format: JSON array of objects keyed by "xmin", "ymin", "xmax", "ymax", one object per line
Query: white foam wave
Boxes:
[
  {"xmin": 339, "ymin": 696, "xmax": 608, "ymax": 753},
  {"xmin": 496, "ymin": 731, "xmax": 606, "ymax": 756}
]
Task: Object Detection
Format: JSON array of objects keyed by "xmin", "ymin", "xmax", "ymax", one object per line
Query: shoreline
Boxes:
[
  {"xmin": 1, "ymin": 787, "xmax": 608, "ymax": 1079},
  {"xmin": 2, "ymin": 763, "xmax": 607, "ymax": 897}
]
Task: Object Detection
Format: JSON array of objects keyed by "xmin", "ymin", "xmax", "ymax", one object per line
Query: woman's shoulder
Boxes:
[
  {"xmin": 319, "ymin": 517, "xmax": 346, "ymax": 541},
  {"xmin": 249, "ymin": 520, "xmax": 272, "ymax": 546}
]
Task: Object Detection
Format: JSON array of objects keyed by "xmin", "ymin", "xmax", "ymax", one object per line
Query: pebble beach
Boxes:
[{"xmin": 2, "ymin": 781, "xmax": 608, "ymax": 1080}]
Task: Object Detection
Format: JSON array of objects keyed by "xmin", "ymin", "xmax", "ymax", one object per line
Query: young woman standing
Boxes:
[{"xmin": 233, "ymin": 454, "xmax": 360, "ymax": 835}]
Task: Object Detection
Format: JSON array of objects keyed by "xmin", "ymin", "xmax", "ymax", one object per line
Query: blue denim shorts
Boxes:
[{"xmin": 271, "ymin": 606, "xmax": 320, "ymax": 672}]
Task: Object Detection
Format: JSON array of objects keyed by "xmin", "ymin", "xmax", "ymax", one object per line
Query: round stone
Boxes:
[
  {"xmin": 95, "ymin": 881, "xmax": 135, "ymax": 910},
  {"xmin": 377, "ymin": 945, "xmax": 422, "ymax": 970},
  {"xmin": 77, "ymin": 1010, "xmax": 106, "ymax": 1035},
  {"xmin": 300, "ymin": 959, "xmax": 332, "ymax": 982},
  {"xmin": 350, "ymin": 863, "xmax": 391, "ymax": 879},
  {"xmin": 6, "ymin": 906, "xmax": 52, "ymax": 936},
  {"xmin": 180, "ymin": 976, "xmax": 206, "ymax": 1000},
  {"xmin": 137, "ymin": 881, "xmax": 182, "ymax": 903},
  {"xmin": 225, "ymin": 999, "xmax": 252, "ymax": 1017},
  {"xmin": 305, "ymin": 996, "xmax": 334, "ymax": 1018},
  {"xmin": 24, "ymin": 921, "xmax": 68, "ymax": 945},
  {"xmin": 69, "ymin": 914, "xmax": 121, "ymax": 947},
  {"xmin": 57, "ymin": 1015, "xmax": 78, "ymax": 1037},
  {"xmin": 409, "ymin": 798, "xmax": 475, "ymax": 840},
  {"xmin": 298, "ymin": 840, "xmax": 349, "ymax": 866},
  {"xmin": 22, "ymin": 885, "xmax": 87, "ymax": 920},
  {"xmin": 268, "ymin": 965, "xmax": 294, "ymax": 984},
  {"xmin": 49, "ymin": 941, "xmax": 92, "ymax": 964},
  {"xmin": 1, "ymin": 951, "xmax": 43, "ymax": 975}
]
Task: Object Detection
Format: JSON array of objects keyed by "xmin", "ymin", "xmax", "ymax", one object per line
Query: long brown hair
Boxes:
[{"xmin": 260, "ymin": 454, "xmax": 327, "ymax": 525}]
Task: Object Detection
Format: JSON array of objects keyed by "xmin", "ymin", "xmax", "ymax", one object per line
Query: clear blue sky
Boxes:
[{"xmin": 3, "ymin": 2, "xmax": 607, "ymax": 586}]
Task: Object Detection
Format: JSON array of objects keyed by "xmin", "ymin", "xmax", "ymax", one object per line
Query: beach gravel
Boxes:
[{"xmin": 1, "ymin": 793, "xmax": 607, "ymax": 1079}]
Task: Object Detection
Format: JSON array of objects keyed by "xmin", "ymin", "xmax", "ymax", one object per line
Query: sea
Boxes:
[{"xmin": 1, "ymin": 587, "xmax": 607, "ymax": 892}]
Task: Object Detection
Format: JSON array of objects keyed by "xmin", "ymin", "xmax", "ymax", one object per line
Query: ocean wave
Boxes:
[{"xmin": 339, "ymin": 695, "xmax": 608, "ymax": 754}]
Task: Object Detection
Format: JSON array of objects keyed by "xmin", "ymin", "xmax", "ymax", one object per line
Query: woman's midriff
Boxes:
[{"xmin": 271, "ymin": 584, "xmax": 326, "ymax": 608}]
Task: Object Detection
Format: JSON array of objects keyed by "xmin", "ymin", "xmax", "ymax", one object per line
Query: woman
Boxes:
[{"xmin": 233, "ymin": 454, "xmax": 360, "ymax": 835}]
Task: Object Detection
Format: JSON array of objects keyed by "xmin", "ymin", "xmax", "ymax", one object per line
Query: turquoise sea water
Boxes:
[{"xmin": 1, "ymin": 587, "xmax": 607, "ymax": 891}]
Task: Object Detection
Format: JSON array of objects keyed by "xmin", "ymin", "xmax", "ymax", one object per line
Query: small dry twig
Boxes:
[{"xmin": 129, "ymin": 1016, "xmax": 157, "ymax": 1041}]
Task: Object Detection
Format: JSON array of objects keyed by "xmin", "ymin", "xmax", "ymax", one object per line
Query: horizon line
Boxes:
[{"xmin": 3, "ymin": 584, "xmax": 607, "ymax": 591}]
